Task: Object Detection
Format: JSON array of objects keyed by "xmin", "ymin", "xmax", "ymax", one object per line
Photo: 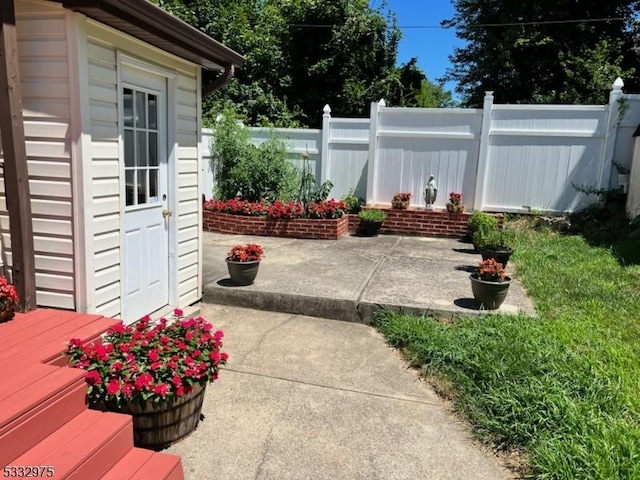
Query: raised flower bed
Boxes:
[{"xmin": 203, "ymin": 198, "xmax": 349, "ymax": 240}]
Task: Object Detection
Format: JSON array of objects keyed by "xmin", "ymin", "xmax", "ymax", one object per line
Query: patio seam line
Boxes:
[
  {"xmin": 221, "ymin": 367, "xmax": 440, "ymax": 407},
  {"xmin": 253, "ymin": 381, "xmax": 296, "ymax": 480},
  {"xmin": 353, "ymin": 235, "xmax": 403, "ymax": 312},
  {"xmin": 233, "ymin": 314, "xmax": 297, "ymax": 365}
]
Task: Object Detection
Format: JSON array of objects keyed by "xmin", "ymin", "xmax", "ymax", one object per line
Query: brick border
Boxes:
[
  {"xmin": 203, "ymin": 211, "xmax": 348, "ymax": 240},
  {"xmin": 348, "ymin": 208, "xmax": 503, "ymax": 238},
  {"xmin": 204, "ymin": 209, "xmax": 503, "ymax": 240}
]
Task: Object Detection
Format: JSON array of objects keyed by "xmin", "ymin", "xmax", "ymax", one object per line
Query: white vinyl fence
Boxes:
[{"xmin": 202, "ymin": 78, "xmax": 638, "ymax": 214}]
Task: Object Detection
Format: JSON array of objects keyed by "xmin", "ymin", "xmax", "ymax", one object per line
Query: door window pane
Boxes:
[
  {"xmin": 137, "ymin": 168, "xmax": 147, "ymax": 204},
  {"xmin": 148, "ymin": 94, "xmax": 157, "ymax": 129},
  {"xmin": 149, "ymin": 168, "xmax": 158, "ymax": 201},
  {"xmin": 135, "ymin": 91, "xmax": 146, "ymax": 128},
  {"xmin": 149, "ymin": 132, "xmax": 157, "ymax": 166},
  {"xmin": 136, "ymin": 131, "xmax": 147, "ymax": 166},
  {"xmin": 124, "ymin": 130, "xmax": 134, "ymax": 167},
  {"xmin": 126, "ymin": 169, "xmax": 135, "ymax": 206},
  {"xmin": 123, "ymin": 88, "xmax": 133, "ymax": 127}
]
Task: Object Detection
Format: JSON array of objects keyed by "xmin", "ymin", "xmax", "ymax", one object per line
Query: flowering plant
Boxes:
[
  {"xmin": 227, "ymin": 243, "xmax": 264, "ymax": 262},
  {"xmin": 477, "ymin": 258, "xmax": 506, "ymax": 282},
  {"xmin": 305, "ymin": 199, "xmax": 347, "ymax": 219},
  {"xmin": 203, "ymin": 198, "xmax": 267, "ymax": 216},
  {"xmin": 66, "ymin": 311, "xmax": 227, "ymax": 407},
  {"xmin": 392, "ymin": 192, "xmax": 412, "ymax": 202},
  {"xmin": 0, "ymin": 275, "xmax": 19, "ymax": 308},
  {"xmin": 449, "ymin": 192, "xmax": 462, "ymax": 205},
  {"xmin": 266, "ymin": 200, "xmax": 305, "ymax": 219}
]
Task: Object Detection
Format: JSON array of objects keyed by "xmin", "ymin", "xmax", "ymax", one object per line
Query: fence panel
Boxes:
[
  {"xmin": 373, "ymin": 107, "xmax": 482, "ymax": 209},
  {"xmin": 326, "ymin": 118, "xmax": 370, "ymax": 200},
  {"xmin": 482, "ymin": 105, "xmax": 609, "ymax": 213}
]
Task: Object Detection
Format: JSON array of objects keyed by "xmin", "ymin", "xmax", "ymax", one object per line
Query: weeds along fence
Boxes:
[{"xmin": 202, "ymin": 79, "xmax": 640, "ymax": 214}]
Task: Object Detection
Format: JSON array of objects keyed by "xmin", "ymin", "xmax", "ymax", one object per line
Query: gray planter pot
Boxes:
[
  {"xmin": 479, "ymin": 248, "xmax": 514, "ymax": 268},
  {"xmin": 358, "ymin": 220, "xmax": 383, "ymax": 237},
  {"xmin": 226, "ymin": 259, "xmax": 260, "ymax": 286},
  {"xmin": 469, "ymin": 274, "xmax": 512, "ymax": 310}
]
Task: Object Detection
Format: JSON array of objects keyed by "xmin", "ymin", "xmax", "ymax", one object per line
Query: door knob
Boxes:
[{"xmin": 162, "ymin": 209, "xmax": 173, "ymax": 219}]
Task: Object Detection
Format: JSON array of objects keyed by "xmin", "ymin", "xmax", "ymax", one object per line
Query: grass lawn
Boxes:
[{"xmin": 374, "ymin": 219, "xmax": 640, "ymax": 479}]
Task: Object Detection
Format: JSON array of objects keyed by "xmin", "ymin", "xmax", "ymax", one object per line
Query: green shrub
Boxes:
[
  {"xmin": 468, "ymin": 210, "xmax": 498, "ymax": 233},
  {"xmin": 358, "ymin": 209, "xmax": 386, "ymax": 222},
  {"xmin": 341, "ymin": 189, "xmax": 364, "ymax": 214},
  {"xmin": 211, "ymin": 107, "xmax": 298, "ymax": 202},
  {"xmin": 473, "ymin": 227, "xmax": 514, "ymax": 250}
]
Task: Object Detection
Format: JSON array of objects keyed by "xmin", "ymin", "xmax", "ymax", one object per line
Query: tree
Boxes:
[
  {"xmin": 443, "ymin": 0, "xmax": 640, "ymax": 106},
  {"xmin": 155, "ymin": 0, "xmax": 453, "ymax": 126}
]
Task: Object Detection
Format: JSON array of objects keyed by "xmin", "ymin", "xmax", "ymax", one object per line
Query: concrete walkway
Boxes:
[
  {"xmin": 201, "ymin": 232, "xmax": 535, "ymax": 322},
  {"xmin": 168, "ymin": 303, "xmax": 513, "ymax": 480}
]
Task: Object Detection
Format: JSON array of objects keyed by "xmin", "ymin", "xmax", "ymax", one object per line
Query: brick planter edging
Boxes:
[
  {"xmin": 203, "ymin": 210, "xmax": 348, "ymax": 240},
  {"xmin": 204, "ymin": 209, "xmax": 503, "ymax": 240},
  {"xmin": 348, "ymin": 208, "xmax": 504, "ymax": 238}
]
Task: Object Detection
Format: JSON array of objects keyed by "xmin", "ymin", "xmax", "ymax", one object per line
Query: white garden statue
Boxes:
[{"xmin": 424, "ymin": 175, "xmax": 437, "ymax": 209}]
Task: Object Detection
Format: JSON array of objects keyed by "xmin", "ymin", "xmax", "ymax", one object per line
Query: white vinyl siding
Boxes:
[
  {"xmin": 84, "ymin": 21, "xmax": 202, "ymax": 316},
  {"xmin": 0, "ymin": 0, "xmax": 75, "ymax": 309}
]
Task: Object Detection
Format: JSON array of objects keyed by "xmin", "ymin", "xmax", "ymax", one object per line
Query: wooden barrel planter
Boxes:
[{"xmin": 96, "ymin": 383, "xmax": 207, "ymax": 450}]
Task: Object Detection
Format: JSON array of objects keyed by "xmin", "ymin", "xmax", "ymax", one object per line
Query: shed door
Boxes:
[{"xmin": 121, "ymin": 69, "xmax": 169, "ymax": 322}]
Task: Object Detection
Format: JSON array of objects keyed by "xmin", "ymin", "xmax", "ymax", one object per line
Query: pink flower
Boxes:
[
  {"xmin": 86, "ymin": 370, "xmax": 102, "ymax": 385},
  {"xmin": 153, "ymin": 384, "xmax": 170, "ymax": 398},
  {"xmin": 174, "ymin": 308, "xmax": 184, "ymax": 317}
]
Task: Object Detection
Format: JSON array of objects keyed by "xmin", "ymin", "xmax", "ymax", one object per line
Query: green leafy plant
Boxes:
[
  {"xmin": 358, "ymin": 209, "xmax": 386, "ymax": 223},
  {"xmin": 211, "ymin": 107, "xmax": 298, "ymax": 202},
  {"xmin": 297, "ymin": 151, "xmax": 334, "ymax": 205},
  {"xmin": 468, "ymin": 210, "xmax": 498, "ymax": 233},
  {"xmin": 473, "ymin": 228, "xmax": 514, "ymax": 251},
  {"xmin": 341, "ymin": 189, "xmax": 364, "ymax": 214}
]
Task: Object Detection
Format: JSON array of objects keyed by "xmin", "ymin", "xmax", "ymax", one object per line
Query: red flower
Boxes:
[
  {"xmin": 153, "ymin": 384, "xmax": 170, "ymax": 398},
  {"xmin": 227, "ymin": 243, "xmax": 264, "ymax": 262},
  {"xmin": 135, "ymin": 373, "xmax": 153, "ymax": 391},
  {"xmin": 174, "ymin": 308, "xmax": 184, "ymax": 317},
  {"xmin": 86, "ymin": 370, "xmax": 102, "ymax": 385},
  {"xmin": 107, "ymin": 379, "xmax": 121, "ymax": 395}
]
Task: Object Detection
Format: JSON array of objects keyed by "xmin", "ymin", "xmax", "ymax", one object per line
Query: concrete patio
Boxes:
[{"xmin": 201, "ymin": 232, "xmax": 536, "ymax": 322}]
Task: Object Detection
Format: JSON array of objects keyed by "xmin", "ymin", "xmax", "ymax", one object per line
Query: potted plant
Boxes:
[
  {"xmin": 66, "ymin": 311, "xmax": 228, "ymax": 449},
  {"xmin": 341, "ymin": 189, "xmax": 364, "ymax": 214},
  {"xmin": 357, "ymin": 209, "xmax": 387, "ymax": 237},
  {"xmin": 391, "ymin": 192, "xmax": 412, "ymax": 209},
  {"xmin": 469, "ymin": 258, "xmax": 512, "ymax": 310},
  {"xmin": 474, "ymin": 228, "xmax": 515, "ymax": 267},
  {"xmin": 226, "ymin": 243, "xmax": 264, "ymax": 285},
  {"xmin": 0, "ymin": 276, "xmax": 19, "ymax": 323},
  {"xmin": 446, "ymin": 192, "xmax": 465, "ymax": 213},
  {"xmin": 468, "ymin": 211, "xmax": 498, "ymax": 249}
]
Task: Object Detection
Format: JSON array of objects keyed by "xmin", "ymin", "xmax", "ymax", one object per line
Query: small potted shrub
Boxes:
[
  {"xmin": 66, "ymin": 311, "xmax": 228, "ymax": 449},
  {"xmin": 0, "ymin": 275, "xmax": 19, "ymax": 322},
  {"xmin": 391, "ymin": 192, "xmax": 412, "ymax": 209},
  {"xmin": 469, "ymin": 258, "xmax": 512, "ymax": 310},
  {"xmin": 474, "ymin": 228, "xmax": 515, "ymax": 267},
  {"xmin": 446, "ymin": 192, "xmax": 465, "ymax": 213},
  {"xmin": 357, "ymin": 209, "xmax": 387, "ymax": 237},
  {"xmin": 226, "ymin": 243, "xmax": 264, "ymax": 285},
  {"xmin": 468, "ymin": 211, "xmax": 498, "ymax": 249}
]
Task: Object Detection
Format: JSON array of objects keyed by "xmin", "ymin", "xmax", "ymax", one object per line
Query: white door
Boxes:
[{"xmin": 121, "ymin": 69, "xmax": 170, "ymax": 322}]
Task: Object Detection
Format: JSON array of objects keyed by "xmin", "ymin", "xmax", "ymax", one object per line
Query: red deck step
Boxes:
[
  {"xmin": 10, "ymin": 410, "xmax": 133, "ymax": 480},
  {"xmin": 101, "ymin": 448, "xmax": 184, "ymax": 480},
  {"xmin": 0, "ymin": 366, "xmax": 86, "ymax": 466}
]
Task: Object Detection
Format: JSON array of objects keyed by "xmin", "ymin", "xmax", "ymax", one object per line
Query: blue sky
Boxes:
[{"xmin": 380, "ymin": 0, "xmax": 463, "ymax": 96}]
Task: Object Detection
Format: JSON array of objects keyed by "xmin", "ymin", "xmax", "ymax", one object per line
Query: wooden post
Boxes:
[{"xmin": 0, "ymin": 0, "xmax": 36, "ymax": 311}]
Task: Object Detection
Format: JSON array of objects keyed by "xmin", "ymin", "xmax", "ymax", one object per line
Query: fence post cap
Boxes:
[
  {"xmin": 379, "ymin": 98, "xmax": 386, "ymax": 107},
  {"xmin": 484, "ymin": 91, "xmax": 494, "ymax": 98},
  {"xmin": 612, "ymin": 77, "xmax": 624, "ymax": 90},
  {"xmin": 323, "ymin": 104, "xmax": 331, "ymax": 115}
]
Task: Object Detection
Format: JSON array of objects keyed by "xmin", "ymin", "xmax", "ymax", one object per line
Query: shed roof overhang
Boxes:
[{"xmin": 55, "ymin": 0, "xmax": 245, "ymax": 71}]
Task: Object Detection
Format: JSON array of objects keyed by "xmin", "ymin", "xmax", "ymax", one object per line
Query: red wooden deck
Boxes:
[{"xmin": 0, "ymin": 309, "xmax": 184, "ymax": 479}]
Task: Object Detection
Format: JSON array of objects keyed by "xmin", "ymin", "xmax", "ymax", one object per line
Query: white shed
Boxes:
[{"xmin": 0, "ymin": 0, "xmax": 244, "ymax": 322}]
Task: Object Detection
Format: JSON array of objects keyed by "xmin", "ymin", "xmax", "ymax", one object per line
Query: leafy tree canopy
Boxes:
[
  {"xmin": 443, "ymin": 0, "xmax": 640, "ymax": 106},
  {"xmin": 154, "ymin": 0, "xmax": 453, "ymax": 126}
]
